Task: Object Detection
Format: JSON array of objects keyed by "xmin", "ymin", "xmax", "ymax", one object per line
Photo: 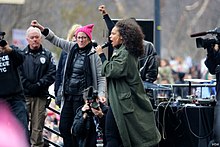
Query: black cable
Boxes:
[{"xmin": 184, "ymin": 106, "xmax": 213, "ymax": 139}]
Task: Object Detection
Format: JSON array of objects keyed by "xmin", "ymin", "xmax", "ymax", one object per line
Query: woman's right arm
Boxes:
[
  {"xmin": 98, "ymin": 5, "xmax": 115, "ymax": 32},
  {"xmin": 31, "ymin": 20, "xmax": 76, "ymax": 53}
]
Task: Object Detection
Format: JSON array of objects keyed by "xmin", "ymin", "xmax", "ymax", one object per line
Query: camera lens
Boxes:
[{"xmin": 91, "ymin": 102, "xmax": 100, "ymax": 110}]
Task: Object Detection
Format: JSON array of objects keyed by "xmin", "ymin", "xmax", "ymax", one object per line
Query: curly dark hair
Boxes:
[{"xmin": 115, "ymin": 18, "xmax": 144, "ymax": 58}]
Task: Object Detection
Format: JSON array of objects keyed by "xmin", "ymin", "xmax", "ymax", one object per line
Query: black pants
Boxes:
[
  {"xmin": 59, "ymin": 95, "xmax": 84, "ymax": 147},
  {"xmin": 105, "ymin": 106, "xmax": 123, "ymax": 147},
  {"xmin": 6, "ymin": 95, "xmax": 29, "ymax": 143}
]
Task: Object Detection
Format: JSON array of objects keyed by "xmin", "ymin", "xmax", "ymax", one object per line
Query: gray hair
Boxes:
[{"xmin": 26, "ymin": 26, "xmax": 42, "ymax": 38}]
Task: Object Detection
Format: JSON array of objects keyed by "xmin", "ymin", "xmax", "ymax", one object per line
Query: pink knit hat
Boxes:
[{"xmin": 75, "ymin": 24, "xmax": 94, "ymax": 40}]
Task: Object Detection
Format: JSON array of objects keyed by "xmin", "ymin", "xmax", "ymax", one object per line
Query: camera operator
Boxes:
[
  {"xmin": 73, "ymin": 90, "xmax": 108, "ymax": 147},
  {"xmin": 205, "ymin": 43, "xmax": 220, "ymax": 145},
  {"xmin": 0, "ymin": 39, "xmax": 29, "ymax": 145}
]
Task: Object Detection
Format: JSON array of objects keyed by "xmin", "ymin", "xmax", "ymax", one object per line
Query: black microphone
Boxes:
[
  {"xmin": 190, "ymin": 27, "xmax": 220, "ymax": 37},
  {"xmin": 190, "ymin": 31, "xmax": 207, "ymax": 37},
  {"xmin": 101, "ymin": 42, "xmax": 110, "ymax": 49},
  {"xmin": 88, "ymin": 42, "xmax": 110, "ymax": 56}
]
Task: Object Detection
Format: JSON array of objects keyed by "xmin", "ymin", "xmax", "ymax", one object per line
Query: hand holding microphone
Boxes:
[{"xmin": 95, "ymin": 42, "xmax": 110, "ymax": 55}]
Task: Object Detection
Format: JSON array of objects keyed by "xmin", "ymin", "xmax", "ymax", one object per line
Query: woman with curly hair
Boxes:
[{"xmin": 96, "ymin": 18, "xmax": 161, "ymax": 147}]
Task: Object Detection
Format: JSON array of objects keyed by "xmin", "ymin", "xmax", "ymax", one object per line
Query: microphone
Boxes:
[
  {"xmin": 88, "ymin": 42, "xmax": 110, "ymax": 56},
  {"xmin": 101, "ymin": 42, "xmax": 110, "ymax": 49},
  {"xmin": 190, "ymin": 32, "xmax": 207, "ymax": 37},
  {"xmin": 190, "ymin": 27, "xmax": 220, "ymax": 37}
]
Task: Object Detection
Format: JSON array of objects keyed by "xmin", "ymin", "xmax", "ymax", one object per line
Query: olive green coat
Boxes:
[{"xmin": 101, "ymin": 45, "xmax": 161, "ymax": 147}]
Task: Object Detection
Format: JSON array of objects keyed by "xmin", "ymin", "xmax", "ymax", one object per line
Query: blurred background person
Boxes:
[
  {"xmin": 174, "ymin": 72, "xmax": 188, "ymax": 98},
  {"xmin": 157, "ymin": 58, "xmax": 174, "ymax": 84},
  {"xmin": 19, "ymin": 26, "xmax": 56, "ymax": 147}
]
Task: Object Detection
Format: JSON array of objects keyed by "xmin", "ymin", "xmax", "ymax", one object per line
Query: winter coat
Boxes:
[
  {"xmin": 101, "ymin": 45, "xmax": 161, "ymax": 147},
  {"xmin": 19, "ymin": 45, "xmax": 56, "ymax": 97},
  {"xmin": 42, "ymin": 28, "xmax": 106, "ymax": 98}
]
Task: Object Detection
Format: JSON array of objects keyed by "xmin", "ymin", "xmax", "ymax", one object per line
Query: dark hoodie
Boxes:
[{"xmin": 0, "ymin": 46, "xmax": 24, "ymax": 98}]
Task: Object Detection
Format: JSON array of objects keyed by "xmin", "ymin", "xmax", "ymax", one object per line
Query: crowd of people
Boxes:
[
  {"xmin": 156, "ymin": 56, "xmax": 216, "ymax": 98},
  {"xmin": 0, "ymin": 4, "xmax": 219, "ymax": 147}
]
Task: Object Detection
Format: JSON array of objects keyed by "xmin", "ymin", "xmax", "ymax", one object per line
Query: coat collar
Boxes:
[{"xmin": 112, "ymin": 45, "xmax": 126, "ymax": 58}]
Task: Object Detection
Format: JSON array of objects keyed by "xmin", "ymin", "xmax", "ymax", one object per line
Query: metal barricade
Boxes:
[
  {"xmin": 44, "ymin": 94, "xmax": 62, "ymax": 147},
  {"xmin": 143, "ymin": 80, "xmax": 216, "ymax": 107}
]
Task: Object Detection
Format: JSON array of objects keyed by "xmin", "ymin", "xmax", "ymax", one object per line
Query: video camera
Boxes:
[
  {"xmin": 83, "ymin": 86, "xmax": 100, "ymax": 111},
  {"xmin": 190, "ymin": 27, "xmax": 220, "ymax": 49},
  {"xmin": 0, "ymin": 32, "xmax": 7, "ymax": 47}
]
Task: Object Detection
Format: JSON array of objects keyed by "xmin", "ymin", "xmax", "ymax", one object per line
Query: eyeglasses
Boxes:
[{"xmin": 77, "ymin": 36, "xmax": 88, "ymax": 40}]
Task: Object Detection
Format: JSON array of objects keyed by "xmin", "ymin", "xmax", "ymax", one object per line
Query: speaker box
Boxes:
[{"xmin": 112, "ymin": 19, "xmax": 154, "ymax": 43}]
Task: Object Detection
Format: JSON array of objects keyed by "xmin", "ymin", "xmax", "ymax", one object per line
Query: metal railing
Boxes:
[
  {"xmin": 44, "ymin": 95, "xmax": 62, "ymax": 147},
  {"xmin": 143, "ymin": 81, "xmax": 216, "ymax": 107}
]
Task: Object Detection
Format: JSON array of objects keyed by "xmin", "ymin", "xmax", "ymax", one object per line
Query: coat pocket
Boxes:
[{"xmin": 118, "ymin": 92, "xmax": 134, "ymax": 114}]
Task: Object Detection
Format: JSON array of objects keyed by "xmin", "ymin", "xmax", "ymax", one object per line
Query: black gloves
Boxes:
[{"xmin": 28, "ymin": 82, "xmax": 41, "ymax": 95}]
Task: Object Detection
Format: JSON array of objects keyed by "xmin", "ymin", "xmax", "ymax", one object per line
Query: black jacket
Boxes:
[
  {"xmin": 19, "ymin": 45, "xmax": 56, "ymax": 97},
  {"xmin": 73, "ymin": 103, "xmax": 108, "ymax": 147},
  {"xmin": 205, "ymin": 46, "xmax": 220, "ymax": 143},
  {"xmin": 0, "ymin": 45, "xmax": 24, "ymax": 98},
  {"xmin": 205, "ymin": 49, "xmax": 220, "ymax": 95},
  {"xmin": 139, "ymin": 40, "xmax": 158, "ymax": 82}
]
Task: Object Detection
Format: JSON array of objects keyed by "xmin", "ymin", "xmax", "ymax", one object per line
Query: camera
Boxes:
[
  {"xmin": 196, "ymin": 38, "xmax": 220, "ymax": 49},
  {"xmin": 0, "ymin": 32, "xmax": 7, "ymax": 47},
  {"xmin": 83, "ymin": 86, "xmax": 100, "ymax": 111},
  {"xmin": 191, "ymin": 27, "xmax": 220, "ymax": 49}
]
